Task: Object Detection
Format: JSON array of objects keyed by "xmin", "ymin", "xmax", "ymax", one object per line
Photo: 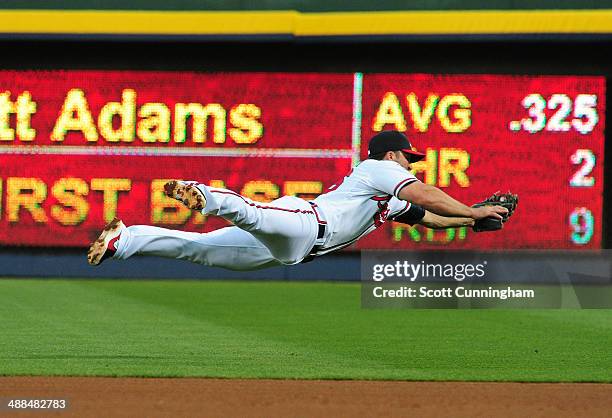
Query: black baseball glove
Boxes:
[{"xmin": 472, "ymin": 192, "xmax": 518, "ymax": 232}]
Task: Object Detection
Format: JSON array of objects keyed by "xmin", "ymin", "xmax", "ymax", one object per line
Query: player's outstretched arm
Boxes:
[
  {"xmin": 392, "ymin": 203, "xmax": 472, "ymax": 229},
  {"xmin": 399, "ymin": 182, "xmax": 507, "ymax": 220},
  {"xmin": 418, "ymin": 210, "xmax": 475, "ymax": 229}
]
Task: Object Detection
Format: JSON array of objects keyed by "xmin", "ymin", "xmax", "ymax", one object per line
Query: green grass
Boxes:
[{"xmin": 0, "ymin": 279, "xmax": 611, "ymax": 382}]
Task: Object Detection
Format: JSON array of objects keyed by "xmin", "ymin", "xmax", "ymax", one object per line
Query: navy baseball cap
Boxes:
[{"xmin": 367, "ymin": 131, "xmax": 426, "ymax": 162}]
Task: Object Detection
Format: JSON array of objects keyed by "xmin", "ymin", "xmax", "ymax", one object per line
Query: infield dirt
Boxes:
[{"xmin": 1, "ymin": 377, "xmax": 611, "ymax": 417}]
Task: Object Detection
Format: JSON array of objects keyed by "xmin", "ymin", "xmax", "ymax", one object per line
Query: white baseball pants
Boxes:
[{"xmin": 113, "ymin": 185, "xmax": 321, "ymax": 269}]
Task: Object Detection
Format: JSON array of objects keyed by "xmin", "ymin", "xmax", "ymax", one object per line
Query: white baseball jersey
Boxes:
[
  {"xmin": 312, "ymin": 159, "xmax": 419, "ymax": 255},
  {"xmin": 113, "ymin": 159, "xmax": 420, "ymax": 270}
]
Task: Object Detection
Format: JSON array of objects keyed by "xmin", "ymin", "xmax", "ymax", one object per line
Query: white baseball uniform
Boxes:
[{"xmin": 113, "ymin": 159, "xmax": 421, "ymax": 270}]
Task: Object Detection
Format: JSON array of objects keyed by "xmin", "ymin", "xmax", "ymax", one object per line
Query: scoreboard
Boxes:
[
  {"xmin": 0, "ymin": 71, "xmax": 604, "ymax": 249},
  {"xmin": 359, "ymin": 74, "xmax": 604, "ymax": 249}
]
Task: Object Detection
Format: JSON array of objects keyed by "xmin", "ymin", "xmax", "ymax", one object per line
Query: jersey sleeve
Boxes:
[
  {"xmin": 366, "ymin": 160, "xmax": 420, "ymax": 198},
  {"xmin": 387, "ymin": 197, "xmax": 411, "ymax": 218}
]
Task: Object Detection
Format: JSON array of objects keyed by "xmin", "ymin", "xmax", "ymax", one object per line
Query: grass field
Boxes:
[{"xmin": 0, "ymin": 279, "xmax": 611, "ymax": 382}]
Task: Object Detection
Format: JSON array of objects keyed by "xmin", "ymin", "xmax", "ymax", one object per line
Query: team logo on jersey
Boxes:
[{"xmin": 371, "ymin": 195, "xmax": 391, "ymax": 228}]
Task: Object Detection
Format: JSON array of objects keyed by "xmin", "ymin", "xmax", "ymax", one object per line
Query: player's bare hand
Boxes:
[{"xmin": 471, "ymin": 205, "xmax": 508, "ymax": 220}]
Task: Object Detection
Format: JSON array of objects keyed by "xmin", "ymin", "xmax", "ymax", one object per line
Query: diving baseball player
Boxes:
[{"xmin": 87, "ymin": 131, "xmax": 517, "ymax": 269}]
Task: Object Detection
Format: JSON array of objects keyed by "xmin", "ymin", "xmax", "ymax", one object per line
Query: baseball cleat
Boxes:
[
  {"xmin": 87, "ymin": 217, "xmax": 125, "ymax": 266},
  {"xmin": 164, "ymin": 180, "xmax": 207, "ymax": 211}
]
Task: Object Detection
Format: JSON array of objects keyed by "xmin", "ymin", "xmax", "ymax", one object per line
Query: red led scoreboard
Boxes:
[{"xmin": 0, "ymin": 71, "xmax": 604, "ymax": 249}]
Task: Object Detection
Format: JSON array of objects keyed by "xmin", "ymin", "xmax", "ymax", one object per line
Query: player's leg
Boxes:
[
  {"xmin": 113, "ymin": 224, "xmax": 281, "ymax": 271},
  {"xmin": 87, "ymin": 218, "xmax": 281, "ymax": 270},
  {"xmin": 165, "ymin": 181, "xmax": 318, "ymax": 264}
]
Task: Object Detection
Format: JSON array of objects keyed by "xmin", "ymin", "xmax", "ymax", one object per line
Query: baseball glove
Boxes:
[{"xmin": 472, "ymin": 192, "xmax": 518, "ymax": 232}]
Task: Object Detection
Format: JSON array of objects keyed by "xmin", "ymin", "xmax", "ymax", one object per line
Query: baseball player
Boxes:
[{"xmin": 87, "ymin": 131, "xmax": 515, "ymax": 269}]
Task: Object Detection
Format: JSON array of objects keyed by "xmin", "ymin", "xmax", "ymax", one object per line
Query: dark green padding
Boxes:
[{"xmin": 1, "ymin": 0, "xmax": 611, "ymax": 12}]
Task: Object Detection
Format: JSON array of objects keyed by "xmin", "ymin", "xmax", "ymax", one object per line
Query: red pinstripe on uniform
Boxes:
[
  {"xmin": 393, "ymin": 178, "xmax": 418, "ymax": 197},
  {"xmin": 210, "ymin": 189, "xmax": 315, "ymax": 216},
  {"xmin": 308, "ymin": 202, "xmax": 327, "ymax": 224}
]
